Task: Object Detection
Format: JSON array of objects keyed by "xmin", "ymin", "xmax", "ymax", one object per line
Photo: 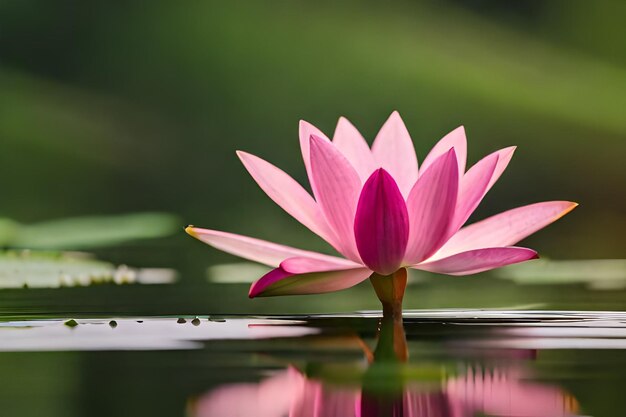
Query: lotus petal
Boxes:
[
  {"xmin": 421, "ymin": 126, "xmax": 467, "ymax": 178},
  {"xmin": 354, "ymin": 169, "xmax": 409, "ymax": 275},
  {"xmin": 404, "ymin": 149, "xmax": 459, "ymax": 264},
  {"xmin": 450, "ymin": 152, "xmax": 499, "ymax": 233},
  {"xmin": 281, "ymin": 256, "xmax": 362, "ymax": 274},
  {"xmin": 249, "ymin": 265, "xmax": 371, "ymax": 297},
  {"xmin": 431, "ymin": 201, "xmax": 578, "ymax": 260},
  {"xmin": 333, "ymin": 117, "xmax": 377, "ymax": 181},
  {"xmin": 486, "ymin": 146, "xmax": 516, "ymax": 191},
  {"xmin": 371, "ymin": 111, "xmax": 418, "ymax": 197},
  {"xmin": 414, "ymin": 247, "xmax": 538, "ymax": 275},
  {"xmin": 237, "ymin": 151, "xmax": 337, "ymax": 246},
  {"xmin": 186, "ymin": 227, "xmax": 349, "ymax": 267},
  {"xmin": 309, "ymin": 135, "xmax": 362, "ymax": 262},
  {"xmin": 299, "ymin": 120, "xmax": 330, "ymax": 192}
]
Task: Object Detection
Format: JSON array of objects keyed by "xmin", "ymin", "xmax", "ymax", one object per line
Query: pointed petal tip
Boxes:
[
  {"xmin": 560, "ymin": 201, "xmax": 579, "ymax": 217},
  {"xmin": 445, "ymin": 146, "xmax": 458, "ymax": 159},
  {"xmin": 185, "ymin": 225, "xmax": 198, "ymax": 237},
  {"xmin": 309, "ymin": 133, "xmax": 325, "ymax": 145},
  {"xmin": 374, "ymin": 167, "xmax": 388, "ymax": 176},
  {"xmin": 235, "ymin": 150, "xmax": 252, "ymax": 164},
  {"xmin": 248, "ymin": 284, "xmax": 260, "ymax": 298}
]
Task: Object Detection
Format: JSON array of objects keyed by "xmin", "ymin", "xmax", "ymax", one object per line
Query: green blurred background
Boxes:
[{"xmin": 0, "ymin": 0, "xmax": 624, "ymax": 277}]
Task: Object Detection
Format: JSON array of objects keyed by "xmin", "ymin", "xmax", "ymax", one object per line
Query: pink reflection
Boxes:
[{"xmin": 191, "ymin": 364, "xmax": 579, "ymax": 417}]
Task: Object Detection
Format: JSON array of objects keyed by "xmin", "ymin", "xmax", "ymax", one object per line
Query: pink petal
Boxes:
[
  {"xmin": 193, "ymin": 371, "xmax": 296, "ymax": 417},
  {"xmin": 447, "ymin": 367, "xmax": 576, "ymax": 417},
  {"xmin": 371, "ymin": 111, "xmax": 418, "ymax": 197},
  {"xmin": 237, "ymin": 151, "xmax": 337, "ymax": 246},
  {"xmin": 249, "ymin": 265, "xmax": 371, "ymax": 297},
  {"xmin": 414, "ymin": 247, "xmax": 538, "ymax": 275},
  {"xmin": 450, "ymin": 152, "xmax": 500, "ymax": 233},
  {"xmin": 309, "ymin": 135, "xmax": 363, "ymax": 262},
  {"xmin": 421, "ymin": 126, "xmax": 467, "ymax": 179},
  {"xmin": 404, "ymin": 149, "xmax": 459, "ymax": 264},
  {"xmin": 281, "ymin": 256, "xmax": 362, "ymax": 274},
  {"xmin": 487, "ymin": 146, "xmax": 516, "ymax": 191},
  {"xmin": 431, "ymin": 201, "xmax": 578, "ymax": 260},
  {"xmin": 299, "ymin": 120, "xmax": 331, "ymax": 192},
  {"xmin": 186, "ymin": 226, "xmax": 350, "ymax": 267},
  {"xmin": 354, "ymin": 169, "xmax": 409, "ymax": 275},
  {"xmin": 332, "ymin": 117, "xmax": 377, "ymax": 181}
]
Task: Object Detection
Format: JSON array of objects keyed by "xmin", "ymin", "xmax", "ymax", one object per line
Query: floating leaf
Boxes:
[
  {"xmin": 0, "ymin": 250, "xmax": 176, "ymax": 289},
  {"xmin": 496, "ymin": 259, "xmax": 626, "ymax": 290},
  {"xmin": 1, "ymin": 212, "xmax": 179, "ymax": 250}
]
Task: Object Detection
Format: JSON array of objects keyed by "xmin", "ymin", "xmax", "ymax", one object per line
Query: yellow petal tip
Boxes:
[{"xmin": 185, "ymin": 225, "xmax": 197, "ymax": 238}]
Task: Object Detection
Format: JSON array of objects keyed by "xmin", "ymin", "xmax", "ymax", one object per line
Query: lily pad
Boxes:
[
  {"xmin": 496, "ymin": 259, "xmax": 626, "ymax": 290},
  {"xmin": 0, "ymin": 250, "xmax": 176, "ymax": 289},
  {"xmin": 0, "ymin": 212, "xmax": 179, "ymax": 250}
]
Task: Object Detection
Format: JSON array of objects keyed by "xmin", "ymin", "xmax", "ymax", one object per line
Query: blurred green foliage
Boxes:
[
  {"xmin": 0, "ymin": 0, "xmax": 624, "ymax": 271},
  {"xmin": 0, "ymin": 212, "xmax": 179, "ymax": 249}
]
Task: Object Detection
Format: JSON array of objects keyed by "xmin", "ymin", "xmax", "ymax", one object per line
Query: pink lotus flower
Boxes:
[{"xmin": 187, "ymin": 112, "xmax": 576, "ymax": 298}]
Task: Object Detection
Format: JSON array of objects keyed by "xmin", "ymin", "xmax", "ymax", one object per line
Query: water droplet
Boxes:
[
  {"xmin": 177, "ymin": 318, "xmax": 187, "ymax": 324},
  {"xmin": 191, "ymin": 318, "xmax": 201, "ymax": 326},
  {"xmin": 109, "ymin": 320, "xmax": 117, "ymax": 328}
]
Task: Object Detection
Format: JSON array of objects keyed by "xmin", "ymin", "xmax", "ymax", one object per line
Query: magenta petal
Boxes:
[
  {"xmin": 449, "ymin": 147, "xmax": 515, "ymax": 234},
  {"xmin": 451, "ymin": 151, "xmax": 500, "ymax": 233},
  {"xmin": 310, "ymin": 135, "xmax": 363, "ymax": 262},
  {"xmin": 249, "ymin": 266, "xmax": 371, "ymax": 298},
  {"xmin": 432, "ymin": 201, "xmax": 578, "ymax": 260},
  {"xmin": 354, "ymin": 169, "xmax": 409, "ymax": 275},
  {"xmin": 486, "ymin": 146, "xmax": 516, "ymax": 191},
  {"xmin": 414, "ymin": 247, "xmax": 538, "ymax": 275},
  {"xmin": 404, "ymin": 149, "xmax": 459, "ymax": 264}
]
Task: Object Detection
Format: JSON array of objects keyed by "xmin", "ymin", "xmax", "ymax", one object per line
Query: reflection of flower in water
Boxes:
[
  {"xmin": 445, "ymin": 366, "xmax": 579, "ymax": 417},
  {"xmin": 191, "ymin": 365, "xmax": 579, "ymax": 417}
]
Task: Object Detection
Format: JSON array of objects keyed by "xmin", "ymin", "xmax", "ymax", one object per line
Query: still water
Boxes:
[
  {"xmin": 2, "ymin": 304, "xmax": 626, "ymax": 416},
  {"xmin": 1, "ymin": 255, "xmax": 626, "ymax": 417}
]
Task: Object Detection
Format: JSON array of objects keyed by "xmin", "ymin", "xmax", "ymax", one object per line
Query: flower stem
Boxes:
[
  {"xmin": 369, "ymin": 268, "xmax": 407, "ymax": 320},
  {"xmin": 369, "ymin": 268, "xmax": 408, "ymax": 362}
]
